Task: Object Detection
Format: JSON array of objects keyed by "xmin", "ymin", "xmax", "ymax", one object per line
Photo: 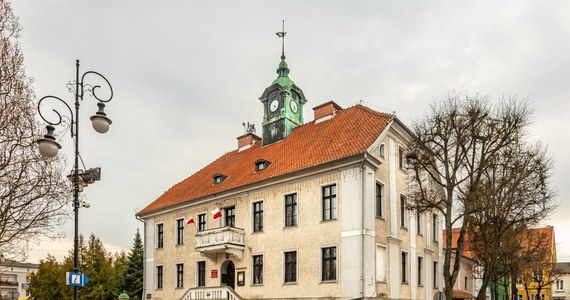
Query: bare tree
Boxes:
[
  {"xmin": 0, "ymin": 0, "xmax": 69, "ymax": 261},
  {"xmin": 406, "ymin": 93, "xmax": 537, "ymax": 300},
  {"xmin": 468, "ymin": 138, "xmax": 554, "ymax": 300}
]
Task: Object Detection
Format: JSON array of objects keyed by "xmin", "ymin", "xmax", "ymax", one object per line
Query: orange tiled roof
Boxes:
[
  {"xmin": 444, "ymin": 228, "xmax": 476, "ymax": 259},
  {"xmin": 452, "ymin": 289, "xmax": 476, "ymax": 299},
  {"xmin": 522, "ymin": 226, "xmax": 554, "ymax": 262},
  {"xmin": 138, "ymin": 105, "xmax": 394, "ymax": 216},
  {"xmin": 444, "ymin": 226, "xmax": 555, "ymax": 261}
]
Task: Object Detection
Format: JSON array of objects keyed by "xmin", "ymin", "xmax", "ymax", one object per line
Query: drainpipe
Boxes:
[{"xmin": 360, "ymin": 153, "xmax": 367, "ymax": 298}]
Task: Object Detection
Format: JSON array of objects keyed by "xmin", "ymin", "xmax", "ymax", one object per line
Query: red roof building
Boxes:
[{"xmin": 137, "ymin": 45, "xmax": 443, "ymax": 300}]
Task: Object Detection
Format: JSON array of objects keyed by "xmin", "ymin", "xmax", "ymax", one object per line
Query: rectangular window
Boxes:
[
  {"xmin": 464, "ymin": 276, "xmax": 468, "ymax": 290},
  {"xmin": 433, "ymin": 261, "xmax": 439, "ymax": 288},
  {"xmin": 556, "ymin": 280, "xmax": 564, "ymax": 291},
  {"xmin": 197, "ymin": 261, "xmax": 206, "ymax": 287},
  {"xmin": 176, "ymin": 263, "xmax": 184, "ymax": 288},
  {"xmin": 198, "ymin": 213, "xmax": 206, "ymax": 232},
  {"xmin": 157, "ymin": 266, "xmax": 163, "ymax": 289},
  {"xmin": 432, "ymin": 213, "xmax": 438, "ymax": 242},
  {"xmin": 225, "ymin": 206, "xmax": 235, "ymax": 227},
  {"xmin": 418, "ymin": 256, "xmax": 423, "ymax": 286},
  {"xmin": 253, "ymin": 255, "xmax": 263, "ymax": 284},
  {"xmin": 517, "ymin": 295, "xmax": 523, "ymax": 300},
  {"xmin": 399, "ymin": 146, "xmax": 404, "ymax": 169},
  {"xmin": 157, "ymin": 224, "xmax": 164, "ymax": 249},
  {"xmin": 253, "ymin": 201, "xmax": 264, "ymax": 232},
  {"xmin": 322, "ymin": 247, "xmax": 337, "ymax": 281},
  {"xmin": 322, "ymin": 185, "xmax": 337, "ymax": 221},
  {"xmin": 376, "ymin": 245, "xmax": 387, "ymax": 282},
  {"xmin": 401, "ymin": 251, "xmax": 408, "ymax": 283},
  {"xmin": 285, "ymin": 194, "xmax": 297, "ymax": 227},
  {"xmin": 417, "ymin": 212, "xmax": 422, "ymax": 235},
  {"xmin": 376, "ymin": 182, "xmax": 384, "ymax": 218},
  {"xmin": 176, "ymin": 219, "xmax": 184, "ymax": 245},
  {"xmin": 284, "ymin": 251, "xmax": 297, "ymax": 283},
  {"xmin": 400, "ymin": 195, "xmax": 407, "ymax": 228}
]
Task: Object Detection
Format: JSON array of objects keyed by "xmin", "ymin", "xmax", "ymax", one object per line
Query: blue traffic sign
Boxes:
[{"xmin": 66, "ymin": 272, "xmax": 89, "ymax": 287}]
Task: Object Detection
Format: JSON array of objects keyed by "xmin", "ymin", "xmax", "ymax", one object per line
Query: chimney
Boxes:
[
  {"xmin": 313, "ymin": 101, "xmax": 342, "ymax": 123},
  {"xmin": 237, "ymin": 133, "xmax": 261, "ymax": 151}
]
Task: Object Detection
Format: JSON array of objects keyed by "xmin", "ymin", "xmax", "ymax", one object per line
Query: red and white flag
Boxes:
[
  {"xmin": 211, "ymin": 207, "xmax": 222, "ymax": 219},
  {"xmin": 186, "ymin": 216, "xmax": 195, "ymax": 225}
]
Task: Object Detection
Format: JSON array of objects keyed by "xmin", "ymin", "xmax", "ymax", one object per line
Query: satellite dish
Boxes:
[{"xmin": 434, "ymin": 291, "xmax": 446, "ymax": 300}]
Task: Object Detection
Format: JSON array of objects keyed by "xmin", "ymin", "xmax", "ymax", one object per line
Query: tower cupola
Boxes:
[{"xmin": 259, "ymin": 21, "xmax": 308, "ymax": 146}]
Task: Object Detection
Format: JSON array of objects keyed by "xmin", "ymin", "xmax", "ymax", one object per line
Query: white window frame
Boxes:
[
  {"xmin": 556, "ymin": 280, "xmax": 564, "ymax": 291},
  {"xmin": 156, "ymin": 264, "xmax": 164, "ymax": 290},
  {"xmin": 175, "ymin": 262, "xmax": 184, "ymax": 288},
  {"xmin": 251, "ymin": 253, "xmax": 264, "ymax": 285},
  {"xmin": 283, "ymin": 250, "xmax": 298, "ymax": 284},
  {"xmin": 251, "ymin": 200, "xmax": 264, "ymax": 233},
  {"xmin": 320, "ymin": 244, "xmax": 338, "ymax": 282},
  {"xmin": 175, "ymin": 218, "xmax": 184, "ymax": 245},
  {"xmin": 196, "ymin": 260, "xmax": 206, "ymax": 287},
  {"xmin": 156, "ymin": 222, "xmax": 164, "ymax": 249},
  {"xmin": 433, "ymin": 260, "xmax": 439, "ymax": 288},
  {"xmin": 401, "ymin": 250, "xmax": 408, "ymax": 283},
  {"xmin": 400, "ymin": 194, "xmax": 408, "ymax": 228},
  {"xmin": 321, "ymin": 183, "xmax": 338, "ymax": 222},
  {"xmin": 283, "ymin": 192, "xmax": 298, "ymax": 228},
  {"xmin": 197, "ymin": 212, "xmax": 207, "ymax": 232},
  {"xmin": 375, "ymin": 180, "xmax": 386, "ymax": 219}
]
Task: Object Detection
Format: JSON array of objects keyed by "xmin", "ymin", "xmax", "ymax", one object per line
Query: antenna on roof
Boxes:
[{"xmin": 242, "ymin": 122, "xmax": 256, "ymax": 134}]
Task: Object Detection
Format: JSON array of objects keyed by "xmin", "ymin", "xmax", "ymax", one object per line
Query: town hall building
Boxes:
[{"xmin": 137, "ymin": 35, "xmax": 444, "ymax": 300}]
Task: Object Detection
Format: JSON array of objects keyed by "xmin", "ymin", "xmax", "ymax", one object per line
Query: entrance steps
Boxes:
[{"xmin": 180, "ymin": 286, "xmax": 241, "ymax": 300}]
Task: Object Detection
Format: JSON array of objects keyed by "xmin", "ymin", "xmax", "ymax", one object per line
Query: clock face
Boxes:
[
  {"xmin": 290, "ymin": 100, "xmax": 298, "ymax": 113},
  {"xmin": 270, "ymin": 99, "xmax": 279, "ymax": 112}
]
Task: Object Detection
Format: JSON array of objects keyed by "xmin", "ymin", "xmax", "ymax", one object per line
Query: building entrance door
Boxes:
[{"xmin": 221, "ymin": 260, "xmax": 235, "ymax": 289}]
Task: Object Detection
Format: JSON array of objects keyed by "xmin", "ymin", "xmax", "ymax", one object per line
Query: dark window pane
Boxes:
[
  {"xmin": 322, "ymin": 247, "xmax": 337, "ymax": 281},
  {"xmin": 253, "ymin": 255, "xmax": 263, "ymax": 284},
  {"xmin": 322, "ymin": 185, "xmax": 337, "ymax": 221},
  {"xmin": 285, "ymin": 194, "xmax": 297, "ymax": 227},
  {"xmin": 225, "ymin": 207, "xmax": 235, "ymax": 227},
  {"xmin": 284, "ymin": 251, "xmax": 297, "ymax": 283}
]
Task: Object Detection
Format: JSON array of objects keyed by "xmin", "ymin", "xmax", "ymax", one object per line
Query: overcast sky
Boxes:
[{"xmin": 11, "ymin": 1, "xmax": 570, "ymax": 262}]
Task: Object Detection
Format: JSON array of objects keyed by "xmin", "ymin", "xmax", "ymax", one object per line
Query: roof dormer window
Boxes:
[
  {"xmin": 213, "ymin": 173, "xmax": 227, "ymax": 185},
  {"xmin": 255, "ymin": 159, "xmax": 271, "ymax": 172}
]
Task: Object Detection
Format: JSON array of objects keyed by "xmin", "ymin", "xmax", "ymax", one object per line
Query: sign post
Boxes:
[{"xmin": 66, "ymin": 272, "xmax": 90, "ymax": 287}]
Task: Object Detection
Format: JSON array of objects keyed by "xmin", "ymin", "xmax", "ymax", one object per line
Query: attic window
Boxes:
[
  {"xmin": 213, "ymin": 173, "xmax": 227, "ymax": 185},
  {"xmin": 255, "ymin": 159, "xmax": 271, "ymax": 172}
]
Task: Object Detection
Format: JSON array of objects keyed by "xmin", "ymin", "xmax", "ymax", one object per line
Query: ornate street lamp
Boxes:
[{"xmin": 36, "ymin": 60, "xmax": 113, "ymax": 300}]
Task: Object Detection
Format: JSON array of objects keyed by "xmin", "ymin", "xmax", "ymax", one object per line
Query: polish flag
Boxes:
[
  {"xmin": 186, "ymin": 216, "xmax": 195, "ymax": 225},
  {"xmin": 211, "ymin": 207, "xmax": 222, "ymax": 219}
]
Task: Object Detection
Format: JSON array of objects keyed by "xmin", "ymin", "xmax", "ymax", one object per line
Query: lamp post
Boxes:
[{"xmin": 36, "ymin": 60, "xmax": 113, "ymax": 300}]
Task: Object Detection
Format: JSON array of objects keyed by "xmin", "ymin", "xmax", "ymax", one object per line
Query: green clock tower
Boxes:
[{"xmin": 260, "ymin": 21, "xmax": 307, "ymax": 146}]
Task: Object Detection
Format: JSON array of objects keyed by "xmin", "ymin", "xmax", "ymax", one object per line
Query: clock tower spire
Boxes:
[{"xmin": 259, "ymin": 20, "xmax": 307, "ymax": 146}]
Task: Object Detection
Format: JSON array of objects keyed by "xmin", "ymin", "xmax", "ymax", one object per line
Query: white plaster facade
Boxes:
[
  {"xmin": 0, "ymin": 261, "xmax": 37, "ymax": 300},
  {"xmin": 138, "ymin": 113, "xmax": 444, "ymax": 300},
  {"xmin": 553, "ymin": 262, "xmax": 570, "ymax": 300}
]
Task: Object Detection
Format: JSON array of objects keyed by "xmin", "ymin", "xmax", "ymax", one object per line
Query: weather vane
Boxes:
[{"xmin": 276, "ymin": 20, "xmax": 286, "ymax": 60}]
